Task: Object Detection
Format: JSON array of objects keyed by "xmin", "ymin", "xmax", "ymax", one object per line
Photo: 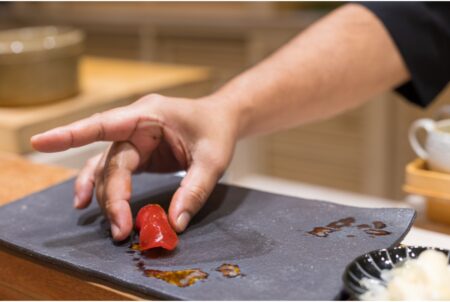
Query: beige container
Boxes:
[{"xmin": 0, "ymin": 26, "xmax": 84, "ymax": 106}]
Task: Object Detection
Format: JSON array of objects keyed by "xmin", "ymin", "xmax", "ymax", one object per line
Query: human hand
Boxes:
[{"xmin": 31, "ymin": 94, "xmax": 238, "ymax": 241}]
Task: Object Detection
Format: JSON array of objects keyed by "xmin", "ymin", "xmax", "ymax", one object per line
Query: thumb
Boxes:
[{"xmin": 168, "ymin": 161, "xmax": 222, "ymax": 233}]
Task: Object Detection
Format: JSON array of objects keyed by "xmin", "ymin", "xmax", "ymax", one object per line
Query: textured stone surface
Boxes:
[{"xmin": 0, "ymin": 174, "xmax": 415, "ymax": 300}]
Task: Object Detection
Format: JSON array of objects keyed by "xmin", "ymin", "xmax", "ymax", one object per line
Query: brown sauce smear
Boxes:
[
  {"xmin": 144, "ymin": 269, "xmax": 209, "ymax": 287},
  {"xmin": 357, "ymin": 224, "xmax": 370, "ymax": 229},
  {"xmin": 307, "ymin": 217, "xmax": 391, "ymax": 238},
  {"xmin": 308, "ymin": 217, "xmax": 355, "ymax": 237},
  {"xmin": 364, "ymin": 229, "xmax": 391, "ymax": 236},
  {"xmin": 130, "ymin": 242, "xmax": 141, "ymax": 251},
  {"xmin": 307, "ymin": 227, "xmax": 336, "ymax": 238},
  {"xmin": 127, "ymin": 241, "xmax": 209, "ymax": 287},
  {"xmin": 372, "ymin": 221, "xmax": 387, "ymax": 229},
  {"xmin": 326, "ymin": 217, "xmax": 355, "ymax": 229},
  {"xmin": 136, "ymin": 260, "xmax": 145, "ymax": 269},
  {"xmin": 215, "ymin": 263, "xmax": 242, "ymax": 278}
]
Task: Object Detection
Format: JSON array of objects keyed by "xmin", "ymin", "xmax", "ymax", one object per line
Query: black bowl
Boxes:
[{"xmin": 343, "ymin": 245, "xmax": 450, "ymax": 300}]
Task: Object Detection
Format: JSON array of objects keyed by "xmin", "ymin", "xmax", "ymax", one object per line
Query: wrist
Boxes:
[{"xmin": 203, "ymin": 78, "xmax": 254, "ymax": 140}]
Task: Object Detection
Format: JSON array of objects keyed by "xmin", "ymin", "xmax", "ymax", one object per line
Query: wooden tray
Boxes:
[{"xmin": 404, "ymin": 159, "xmax": 450, "ymax": 225}]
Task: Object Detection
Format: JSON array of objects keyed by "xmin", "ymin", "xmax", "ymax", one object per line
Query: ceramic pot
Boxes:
[{"xmin": 0, "ymin": 26, "xmax": 84, "ymax": 106}]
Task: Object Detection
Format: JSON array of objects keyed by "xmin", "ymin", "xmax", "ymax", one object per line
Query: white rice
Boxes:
[{"xmin": 360, "ymin": 250, "xmax": 450, "ymax": 300}]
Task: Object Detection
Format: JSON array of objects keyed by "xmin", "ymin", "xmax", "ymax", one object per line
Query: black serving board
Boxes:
[{"xmin": 0, "ymin": 174, "xmax": 415, "ymax": 300}]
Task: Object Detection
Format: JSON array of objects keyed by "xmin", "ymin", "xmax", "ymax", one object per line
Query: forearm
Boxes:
[{"xmin": 209, "ymin": 4, "xmax": 409, "ymax": 139}]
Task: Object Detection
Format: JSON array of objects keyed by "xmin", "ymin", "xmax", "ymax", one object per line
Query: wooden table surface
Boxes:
[{"xmin": 0, "ymin": 153, "xmax": 149, "ymax": 300}]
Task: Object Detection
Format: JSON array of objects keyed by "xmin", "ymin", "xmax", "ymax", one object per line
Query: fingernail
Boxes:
[
  {"xmin": 73, "ymin": 196, "xmax": 80, "ymax": 208},
  {"xmin": 176, "ymin": 212, "xmax": 191, "ymax": 232},
  {"xmin": 111, "ymin": 223, "xmax": 121, "ymax": 239}
]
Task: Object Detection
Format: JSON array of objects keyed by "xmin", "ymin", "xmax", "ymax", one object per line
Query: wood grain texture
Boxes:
[
  {"xmin": 0, "ymin": 153, "xmax": 75, "ymax": 206},
  {"xmin": 0, "ymin": 247, "xmax": 145, "ymax": 300},
  {"xmin": 0, "ymin": 153, "xmax": 146, "ymax": 299}
]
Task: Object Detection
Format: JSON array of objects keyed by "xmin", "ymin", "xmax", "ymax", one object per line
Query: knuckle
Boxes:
[
  {"xmin": 213, "ymin": 160, "xmax": 227, "ymax": 175},
  {"xmin": 103, "ymin": 162, "xmax": 118, "ymax": 179},
  {"xmin": 186, "ymin": 185, "xmax": 208, "ymax": 208},
  {"xmin": 74, "ymin": 177, "xmax": 84, "ymax": 191},
  {"xmin": 88, "ymin": 112, "xmax": 106, "ymax": 140},
  {"xmin": 87, "ymin": 155, "xmax": 100, "ymax": 167},
  {"xmin": 146, "ymin": 93, "xmax": 163, "ymax": 102},
  {"xmin": 94, "ymin": 165, "xmax": 103, "ymax": 180},
  {"xmin": 205, "ymin": 155, "xmax": 228, "ymax": 176},
  {"xmin": 137, "ymin": 93, "xmax": 163, "ymax": 105},
  {"xmin": 90, "ymin": 112, "xmax": 103, "ymax": 121},
  {"xmin": 76, "ymin": 170, "xmax": 95, "ymax": 191},
  {"xmin": 103, "ymin": 199, "xmax": 114, "ymax": 212},
  {"xmin": 95, "ymin": 188, "xmax": 103, "ymax": 204},
  {"xmin": 94, "ymin": 158, "xmax": 105, "ymax": 179}
]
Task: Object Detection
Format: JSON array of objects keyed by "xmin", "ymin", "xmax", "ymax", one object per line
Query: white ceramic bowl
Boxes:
[{"xmin": 409, "ymin": 118, "xmax": 450, "ymax": 174}]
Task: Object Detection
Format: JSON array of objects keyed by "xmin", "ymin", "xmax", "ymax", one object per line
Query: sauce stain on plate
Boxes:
[
  {"xmin": 143, "ymin": 268, "xmax": 209, "ymax": 287},
  {"xmin": 306, "ymin": 217, "xmax": 391, "ymax": 238},
  {"xmin": 215, "ymin": 263, "xmax": 242, "ymax": 278},
  {"xmin": 127, "ymin": 242, "xmax": 209, "ymax": 287}
]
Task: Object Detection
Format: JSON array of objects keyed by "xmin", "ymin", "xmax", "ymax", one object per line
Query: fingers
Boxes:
[
  {"xmin": 93, "ymin": 147, "xmax": 112, "ymax": 207},
  {"xmin": 168, "ymin": 161, "xmax": 222, "ymax": 233},
  {"xmin": 101, "ymin": 142, "xmax": 141, "ymax": 241},
  {"xmin": 74, "ymin": 153, "xmax": 103, "ymax": 209},
  {"xmin": 30, "ymin": 107, "xmax": 139, "ymax": 152}
]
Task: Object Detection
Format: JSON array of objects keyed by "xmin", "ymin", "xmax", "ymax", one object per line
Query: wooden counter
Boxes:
[{"xmin": 0, "ymin": 153, "xmax": 150, "ymax": 299}]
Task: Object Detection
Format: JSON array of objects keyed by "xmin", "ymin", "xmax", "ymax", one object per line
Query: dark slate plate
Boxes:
[{"xmin": 0, "ymin": 174, "xmax": 415, "ymax": 300}]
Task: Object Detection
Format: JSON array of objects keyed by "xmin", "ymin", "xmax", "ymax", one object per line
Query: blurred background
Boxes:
[{"xmin": 0, "ymin": 2, "xmax": 448, "ymax": 201}]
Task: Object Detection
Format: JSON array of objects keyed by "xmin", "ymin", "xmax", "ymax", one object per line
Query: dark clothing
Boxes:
[{"xmin": 360, "ymin": 2, "xmax": 450, "ymax": 107}]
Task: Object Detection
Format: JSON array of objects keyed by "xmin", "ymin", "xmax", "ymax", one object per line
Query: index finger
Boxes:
[
  {"xmin": 101, "ymin": 142, "xmax": 141, "ymax": 241},
  {"xmin": 30, "ymin": 106, "xmax": 138, "ymax": 152}
]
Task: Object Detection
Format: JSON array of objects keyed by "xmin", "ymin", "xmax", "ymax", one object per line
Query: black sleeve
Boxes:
[{"xmin": 359, "ymin": 2, "xmax": 450, "ymax": 108}]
